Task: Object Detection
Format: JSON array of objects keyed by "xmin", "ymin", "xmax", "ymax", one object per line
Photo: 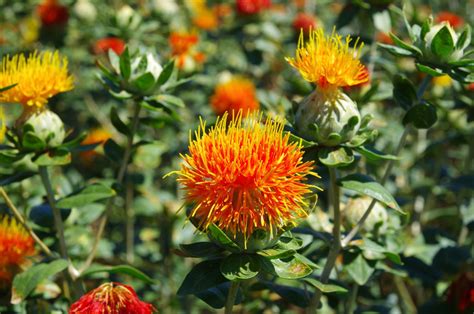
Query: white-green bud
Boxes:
[
  {"xmin": 116, "ymin": 5, "xmax": 141, "ymax": 30},
  {"xmin": 295, "ymin": 88, "xmax": 361, "ymax": 146},
  {"xmin": 24, "ymin": 110, "xmax": 65, "ymax": 148},
  {"xmin": 423, "ymin": 22, "xmax": 467, "ymax": 62},
  {"xmin": 74, "ymin": 0, "xmax": 97, "ymax": 22},
  {"xmin": 344, "ymin": 197, "xmax": 388, "ymax": 234}
]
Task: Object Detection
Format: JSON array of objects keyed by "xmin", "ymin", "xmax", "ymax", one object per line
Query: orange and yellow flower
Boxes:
[
  {"xmin": 79, "ymin": 128, "xmax": 112, "ymax": 164},
  {"xmin": 0, "ymin": 50, "xmax": 74, "ymax": 110},
  {"xmin": 169, "ymin": 31, "xmax": 205, "ymax": 69},
  {"xmin": 70, "ymin": 282, "xmax": 155, "ymax": 314},
  {"xmin": 286, "ymin": 28, "xmax": 368, "ymax": 93},
  {"xmin": 174, "ymin": 111, "xmax": 317, "ymax": 240},
  {"xmin": 0, "ymin": 215, "xmax": 35, "ymax": 283},
  {"xmin": 210, "ymin": 77, "xmax": 259, "ymax": 116},
  {"xmin": 436, "ymin": 11, "xmax": 464, "ymax": 29}
]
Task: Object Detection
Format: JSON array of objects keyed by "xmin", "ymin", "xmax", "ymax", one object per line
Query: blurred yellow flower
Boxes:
[
  {"xmin": 0, "ymin": 50, "xmax": 73, "ymax": 110},
  {"xmin": 433, "ymin": 74, "xmax": 452, "ymax": 87}
]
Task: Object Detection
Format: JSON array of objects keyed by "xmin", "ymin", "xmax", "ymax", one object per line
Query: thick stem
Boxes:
[
  {"xmin": 80, "ymin": 101, "xmax": 142, "ymax": 273},
  {"xmin": 308, "ymin": 167, "xmax": 341, "ymax": 312},
  {"xmin": 225, "ymin": 281, "xmax": 240, "ymax": 314},
  {"xmin": 0, "ymin": 187, "xmax": 53, "ymax": 257}
]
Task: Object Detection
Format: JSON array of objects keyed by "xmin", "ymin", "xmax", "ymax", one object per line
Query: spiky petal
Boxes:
[
  {"xmin": 0, "ymin": 50, "xmax": 74, "ymax": 109},
  {"xmin": 174, "ymin": 111, "xmax": 318, "ymax": 239},
  {"xmin": 69, "ymin": 282, "xmax": 155, "ymax": 314},
  {"xmin": 286, "ymin": 28, "xmax": 368, "ymax": 91},
  {"xmin": 210, "ymin": 77, "xmax": 259, "ymax": 116}
]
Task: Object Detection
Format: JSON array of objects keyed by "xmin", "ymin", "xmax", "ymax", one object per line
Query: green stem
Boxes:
[
  {"xmin": 308, "ymin": 167, "xmax": 341, "ymax": 312},
  {"xmin": 346, "ymin": 284, "xmax": 359, "ymax": 314},
  {"xmin": 225, "ymin": 281, "xmax": 240, "ymax": 314},
  {"xmin": 80, "ymin": 101, "xmax": 142, "ymax": 273}
]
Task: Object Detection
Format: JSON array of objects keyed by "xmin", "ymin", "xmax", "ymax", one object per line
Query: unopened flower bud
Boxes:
[
  {"xmin": 23, "ymin": 110, "xmax": 65, "ymax": 147},
  {"xmin": 74, "ymin": 0, "xmax": 97, "ymax": 22},
  {"xmin": 295, "ymin": 89, "xmax": 361, "ymax": 146},
  {"xmin": 344, "ymin": 197, "xmax": 388, "ymax": 233},
  {"xmin": 423, "ymin": 22, "xmax": 466, "ymax": 62}
]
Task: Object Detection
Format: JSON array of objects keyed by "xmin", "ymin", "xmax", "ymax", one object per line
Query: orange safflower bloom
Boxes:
[
  {"xmin": 0, "ymin": 50, "xmax": 74, "ymax": 110},
  {"xmin": 169, "ymin": 32, "xmax": 204, "ymax": 69},
  {"xmin": 93, "ymin": 37, "xmax": 126, "ymax": 55},
  {"xmin": 173, "ymin": 111, "xmax": 318, "ymax": 240},
  {"xmin": 70, "ymin": 282, "xmax": 155, "ymax": 314},
  {"xmin": 37, "ymin": 0, "xmax": 69, "ymax": 26},
  {"xmin": 436, "ymin": 11, "xmax": 464, "ymax": 29},
  {"xmin": 236, "ymin": 0, "xmax": 271, "ymax": 15},
  {"xmin": 193, "ymin": 8, "xmax": 219, "ymax": 30},
  {"xmin": 286, "ymin": 28, "xmax": 368, "ymax": 93},
  {"xmin": 0, "ymin": 216, "xmax": 35, "ymax": 283},
  {"xmin": 210, "ymin": 77, "xmax": 259, "ymax": 116}
]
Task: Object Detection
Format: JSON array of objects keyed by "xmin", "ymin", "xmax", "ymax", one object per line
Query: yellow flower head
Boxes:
[
  {"xmin": 0, "ymin": 50, "xmax": 74, "ymax": 109},
  {"xmin": 286, "ymin": 28, "xmax": 368, "ymax": 91},
  {"xmin": 174, "ymin": 111, "xmax": 318, "ymax": 240}
]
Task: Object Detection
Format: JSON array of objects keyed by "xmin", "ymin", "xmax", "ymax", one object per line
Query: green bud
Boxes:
[
  {"xmin": 423, "ymin": 22, "xmax": 465, "ymax": 62},
  {"xmin": 344, "ymin": 197, "xmax": 388, "ymax": 234},
  {"xmin": 295, "ymin": 88, "xmax": 361, "ymax": 146},
  {"xmin": 23, "ymin": 110, "xmax": 65, "ymax": 148}
]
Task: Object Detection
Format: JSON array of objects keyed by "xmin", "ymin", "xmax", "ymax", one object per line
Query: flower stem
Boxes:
[
  {"xmin": 0, "ymin": 187, "xmax": 53, "ymax": 257},
  {"xmin": 80, "ymin": 100, "xmax": 142, "ymax": 273},
  {"xmin": 308, "ymin": 75, "xmax": 433, "ymax": 311},
  {"xmin": 308, "ymin": 167, "xmax": 341, "ymax": 312},
  {"xmin": 225, "ymin": 281, "xmax": 240, "ymax": 314}
]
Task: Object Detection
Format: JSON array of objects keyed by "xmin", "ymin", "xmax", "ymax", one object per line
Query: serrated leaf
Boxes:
[
  {"xmin": 80, "ymin": 264, "xmax": 154, "ymax": 284},
  {"xmin": 220, "ymin": 254, "xmax": 261, "ymax": 280},
  {"xmin": 56, "ymin": 183, "xmax": 115, "ymax": 208},
  {"xmin": 338, "ymin": 174, "xmax": 404, "ymax": 214},
  {"xmin": 177, "ymin": 259, "xmax": 228, "ymax": 296},
  {"xmin": 11, "ymin": 260, "xmax": 68, "ymax": 304},
  {"xmin": 303, "ymin": 278, "xmax": 348, "ymax": 293},
  {"xmin": 318, "ymin": 147, "xmax": 354, "ymax": 168}
]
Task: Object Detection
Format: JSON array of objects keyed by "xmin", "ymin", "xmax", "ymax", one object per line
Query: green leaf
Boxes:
[
  {"xmin": 177, "ymin": 259, "xmax": 228, "ymax": 296},
  {"xmin": 389, "ymin": 33, "xmax": 422, "ymax": 56},
  {"xmin": 355, "ymin": 146, "xmax": 400, "ymax": 163},
  {"xmin": 403, "ymin": 102, "xmax": 437, "ymax": 129},
  {"xmin": 430, "ymin": 26, "xmax": 455, "ymax": 59},
  {"xmin": 22, "ymin": 132, "xmax": 46, "ymax": 150},
  {"xmin": 80, "ymin": 264, "xmax": 154, "ymax": 284},
  {"xmin": 119, "ymin": 47, "xmax": 131, "ymax": 79},
  {"xmin": 110, "ymin": 107, "xmax": 130, "ymax": 136},
  {"xmin": 318, "ymin": 147, "xmax": 354, "ymax": 168},
  {"xmin": 378, "ymin": 43, "xmax": 414, "ymax": 57},
  {"xmin": 133, "ymin": 72, "xmax": 156, "ymax": 91},
  {"xmin": 104, "ymin": 139, "xmax": 124, "ymax": 162},
  {"xmin": 338, "ymin": 174, "xmax": 404, "ymax": 214},
  {"xmin": 56, "ymin": 183, "xmax": 115, "ymax": 208},
  {"xmin": 415, "ymin": 63, "xmax": 445, "ymax": 77},
  {"xmin": 11, "ymin": 259, "xmax": 68, "ymax": 304},
  {"xmin": 456, "ymin": 25, "xmax": 471, "ymax": 50},
  {"xmin": 35, "ymin": 149, "xmax": 71, "ymax": 166},
  {"xmin": 303, "ymin": 278, "xmax": 348, "ymax": 293},
  {"xmin": 345, "ymin": 254, "xmax": 375, "ymax": 285},
  {"xmin": 262, "ymin": 254, "xmax": 314, "ymax": 279},
  {"xmin": 207, "ymin": 224, "xmax": 241, "ymax": 252},
  {"xmin": 287, "ymin": 132, "xmax": 317, "ymax": 148},
  {"xmin": 157, "ymin": 60, "xmax": 174, "ymax": 86},
  {"xmin": 0, "ymin": 83, "xmax": 17, "ymax": 93},
  {"xmin": 393, "ymin": 74, "xmax": 417, "ymax": 110},
  {"xmin": 0, "ymin": 153, "xmax": 23, "ymax": 165},
  {"xmin": 195, "ymin": 282, "xmax": 241, "ymax": 309},
  {"xmin": 177, "ymin": 242, "xmax": 224, "ymax": 258},
  {"xmin": 153, "ymin": 94, "xmax": 185, "ymax": 108},
  {"xmin": 220, "ymin": 254, "xmax": 261, "ymax": 281},
  {"xmin": 0, "ymin": 171, "xmax": 36, "ymax": 186}
]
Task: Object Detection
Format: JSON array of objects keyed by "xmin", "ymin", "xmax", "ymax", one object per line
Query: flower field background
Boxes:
[{"xmin": 0, "ymin": 0, "xmax": 473, "ymax": 313}]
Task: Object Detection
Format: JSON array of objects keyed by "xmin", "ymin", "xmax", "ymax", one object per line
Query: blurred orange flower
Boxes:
[
  {"xmin": 236, "ymin": 0, "xmax": 271, "ymax": 15},
  {"xmin": 70, "ymin": 282, "xmax": 155, "ymax": 314},
  {"xmin": 436, "ymin": 11, "xmax": 464, "ymax": 29},
  {"xmin": 210, "ymin": 77, "xmax": 259, "ymax": 116},
  {"xmin": 169, "ymin": 32, "xmax": 205, "ymax": 69},
  {"xmin": 0, "ymin": 216, "xmax": 35, "ymax": 284},
  {"xmin": 79, "ymin": 128, "xmax": 111, "ymax": 164},
  {"xmin": 93, "ymin": 37, "xmax": 126, "ymax": 55},
  {"xmin": 293, "ymin": 13, "xmax": 317, "ymax": 35},
  {"xmin": 173, "ymin": 111, "xmax": 317, "ymax": 240}
]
